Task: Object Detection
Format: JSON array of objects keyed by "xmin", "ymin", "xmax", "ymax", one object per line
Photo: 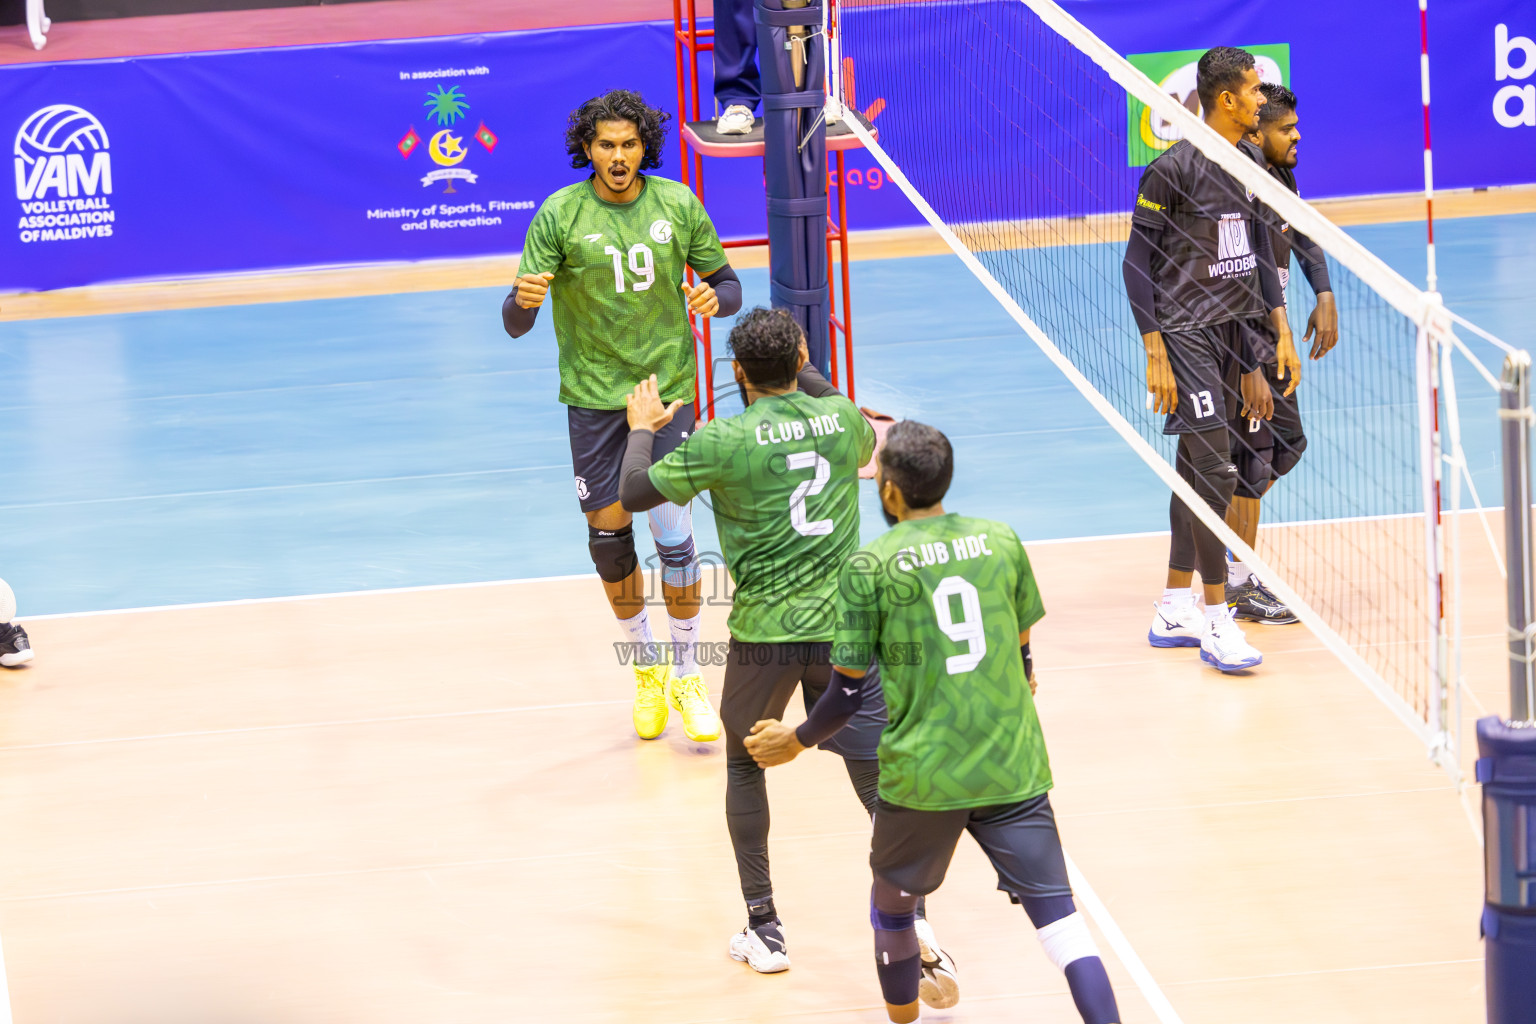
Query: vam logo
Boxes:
[
  {"xmin": 14, "ymin": 104, "xmax": 111, "ymax": 200},
  {"xmin": 14, "ymin": 104, "xmax": 116, "ymax": 244}
]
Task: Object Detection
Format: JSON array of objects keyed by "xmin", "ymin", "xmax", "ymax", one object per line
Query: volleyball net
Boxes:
[{"xmin": 829, "ymin": 0, "xmax": 1532, "ymax": 770}]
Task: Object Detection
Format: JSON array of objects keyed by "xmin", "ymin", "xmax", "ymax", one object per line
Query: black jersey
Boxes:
[
  {"xmin": 1130, "ymin": 138, "xmax": 1270, "ymax": 331},
  {"xmin": 1264, "ymin": 163, "xmax": 1300, "ymax": 289}
]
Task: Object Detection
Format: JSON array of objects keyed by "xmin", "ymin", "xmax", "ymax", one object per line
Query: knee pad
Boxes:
[
  {"xmin": 648, "ymin": 502, "xmax": 700, "ymax": 588},
  {"xmin": 1189, "ymin": 439, "xmax": 1238, "ymax": 512},
  {"xmin": 1037, "ymin": 911, "xmax": 1101, "ymax": 970},
  {"xmin": 1233, "ymin": 440, "xmax": 1274, "ymax": 500},
  {"xmin": 588, "ymin": 524, "xmax": 638, "ymax": 584},
  {"xmin": 871, "ymin": 903, "xmax": 916, "ymax": 932},
  {"xmin": 1273, "ymin": 432, "xmax": 1307, "ymax": 477}
]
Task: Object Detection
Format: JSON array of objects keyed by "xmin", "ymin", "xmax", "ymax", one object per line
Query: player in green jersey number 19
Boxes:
[
  {"xmin": 745, "ymin": 421, "xmax": 1122, "ymax": 1024},
  {"xmin": 502, "ymin": 90, "xmax": 743, "ymax": 744},
  {"xmin": 617, "ymin": 308, "xmax": 956, "ymax": 989}
]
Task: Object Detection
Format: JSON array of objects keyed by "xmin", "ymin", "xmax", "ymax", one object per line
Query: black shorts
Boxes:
[
  {"xmin": 1161, "ymin": 318, "xmax": 1270, "ymax": 435},
  {"xmin": 721, "ymin": 640, "xmax": 887, "ymax": 761},
  {"xmin": 870, "ymin": 792, "xmax": 1071, "ymax": 902},
  {"xmin": 567, "ymin": 405, "xmax": 693, "ymax": 512},
  {"xmin": 1230, "ymin": 363, "xmax": 1306, "ymax": 499}
]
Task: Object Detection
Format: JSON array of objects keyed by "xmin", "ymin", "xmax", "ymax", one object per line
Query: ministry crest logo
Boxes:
[{"xmin": 398, "ymin": 85, "xmax": 499, "ymax": 193}]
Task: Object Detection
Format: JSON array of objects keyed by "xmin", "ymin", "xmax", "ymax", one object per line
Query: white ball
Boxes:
[{"xmin": 0, "ymin": 578, "xmax": 18, "ymax": 624}]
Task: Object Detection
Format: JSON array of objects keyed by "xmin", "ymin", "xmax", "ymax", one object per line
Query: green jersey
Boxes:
[
  {"xmin": 832, "ymin": 514, "xmax": 1049, "ymax": 811},
  {"xmin": 518, "ymin": 175, "xmax": 728, "ymax": 410},
  {"xmin": 649, "ymin": 389, "xmax": 875, "ymax": 643}
]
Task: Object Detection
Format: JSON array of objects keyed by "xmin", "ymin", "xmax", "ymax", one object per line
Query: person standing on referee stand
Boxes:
[
  {"xmin": 1223, "ymin": 82, "xmax": 1340, "ymax": 625},
  {"xmin": 503, "ymin": 90, "xmax": 742, "ymax": 743},
  {"xmin": 618, "ymin": 309, "xmax": 958, "ymax": 993},
  {"xmin": 746, "ymin": 421, "xmax": 1122, "ymax": 1024},
  {"xmin": 1121, "ymin": 46, "xmax": 1297, "ymax": 673},
  {"xmin": 712, "ymin": 0, "xmax": 760, "ymax": 136}
]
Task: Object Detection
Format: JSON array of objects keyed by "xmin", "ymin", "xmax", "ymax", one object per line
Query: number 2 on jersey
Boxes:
[
  {"xmin": 604, "ymin": 243, "xmax": 655, "ymax": 293},
  {"xmin": 932, "ymin": 575, "xmax": 986, "ymax": 674},
  {"xmin": 785, "ymin": 451, "xmax": 833, "ymax": 537}
]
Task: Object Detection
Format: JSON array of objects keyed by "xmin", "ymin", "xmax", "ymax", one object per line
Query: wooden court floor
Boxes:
[{"xmin": 0, "ymin": 528, "xmax": 1495, "ymax": 1024}]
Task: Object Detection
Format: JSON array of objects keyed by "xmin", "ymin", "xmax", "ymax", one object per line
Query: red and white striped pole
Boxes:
[
  {"xmin": 1417, "ymin": 0, "xmax": 1450, "ymax": 760},
  {"xmin": 1420, "ymin": 0, "xmax": 1437, "ymax": 294}
]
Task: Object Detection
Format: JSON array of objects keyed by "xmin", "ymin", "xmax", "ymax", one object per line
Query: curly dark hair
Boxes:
[
  {"xmin": 879, "ymin": 420, "xmax": 954, "ymax": 510},
  {"xmin": 728, "ymin": 306, "xmax": 803, "ymax": 389},
  {"xmin": 565, "ymin": 90, "xmax": 669, "ymax": 170},
  {"xmin": 1195, "ymin": 46, "xmax": 1256, "ymax": 112},
  {"xmin": 1257, "ymin": 82, "xmax": 1298, "ymax": 126}
]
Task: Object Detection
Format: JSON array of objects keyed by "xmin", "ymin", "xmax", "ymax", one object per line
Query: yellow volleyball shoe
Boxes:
[
  {"xmin": 632, "ymin": 661, "xmax": 672, "ymax": 740},
  {"xmin": 668, "ymin": 671, "xmax": 720, "ymax": 742}
]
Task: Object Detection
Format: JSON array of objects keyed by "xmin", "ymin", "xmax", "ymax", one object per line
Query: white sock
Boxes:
[
  {"xmin": 1227, "ymin": 559, "xmax": 1250, "ymax": 586},
  {"xmin": 1160, "ymin": 586, "xmax": 1193, "ymax": 610},
  {"xmin": 1205, "ymin": 602, "xmax": 1230, "ymax": 626},
  {"xmin": 617, "ymin": 609, "xmax": 655, "ymax": 665},
  {"xmin": 669, "ymin": 612, "xmax": 701, "ymax": 676}
]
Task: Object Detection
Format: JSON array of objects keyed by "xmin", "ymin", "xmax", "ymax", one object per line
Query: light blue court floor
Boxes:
[{"xmin": 1, "ymin": 213, "xmax": 1531, "ymax": 615}]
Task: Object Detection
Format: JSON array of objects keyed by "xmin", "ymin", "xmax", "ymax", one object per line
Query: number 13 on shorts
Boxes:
[{"xmin": 1189, "ymin": 389, "xmax": 1216, "ymax": 420}]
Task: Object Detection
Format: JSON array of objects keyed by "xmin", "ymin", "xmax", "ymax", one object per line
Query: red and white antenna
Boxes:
[{"xmin": 1419, "ymin": 0, "xmax": 1437, "ymax": 294}]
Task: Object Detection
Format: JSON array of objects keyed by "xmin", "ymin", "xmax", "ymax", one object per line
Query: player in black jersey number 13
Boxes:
[
  {"xmin": 502, "ymin": 90, "xmax": 743, "ymax": 743},
  {"xmin": 1122, "ymin": 47, "xmax": 1295, "ymax": 674},
  {"xmin": 746, "ymin": 421, "xmax": 1122, "ymax": 1024}
]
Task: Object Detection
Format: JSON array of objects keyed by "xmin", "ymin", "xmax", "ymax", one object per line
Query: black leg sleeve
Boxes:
[
  {"xmin": 1168, "ymin": 491, "xmax": 1198, "ymax": 574},
  {"xmin": 726, "ymin": 750, "xmax": 774, "ymax": 903},
  {"xmin": 1175, "ymin": 428, "xmax": 1237, "ymax": 586}
]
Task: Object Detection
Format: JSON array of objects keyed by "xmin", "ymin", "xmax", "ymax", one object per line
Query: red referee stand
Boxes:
[{"xmin": 671, "ymin": 0, "xmax": 872, "ymax": 421}]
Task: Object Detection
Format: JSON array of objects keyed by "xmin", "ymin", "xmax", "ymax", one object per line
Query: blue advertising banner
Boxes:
[
  {"xmin": 0, "ymin": 22, "xmax": 771, "ymax": 292},
  {"xmin": 1, "ymin": 1, "xmax": 1531, "ymax": 293}
]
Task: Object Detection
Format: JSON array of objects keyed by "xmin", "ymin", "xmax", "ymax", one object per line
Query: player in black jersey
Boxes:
[
  {"xmin": 1222, "ymin": 82, "xmax": 1339, "ymax": 625},
  {"xmin": 1122, "ymin": 47, "xmax": 1295, "ymax": 673}
]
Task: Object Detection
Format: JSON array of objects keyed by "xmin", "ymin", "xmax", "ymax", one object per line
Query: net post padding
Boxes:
[
  {"xmin": 756, "ymin": 0, "xmax": 833, "ymax": 373},
  {"xmin": 838, "ymin": 14, "xmax": 1437, "ymax": 746}
]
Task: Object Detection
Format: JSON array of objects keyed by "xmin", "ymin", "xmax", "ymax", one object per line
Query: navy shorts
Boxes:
[
  {"xmin": 1162, "ymin": 317, "xmax": 1271, "ymax": 435},
  {"xmin": 721, "ymin": 639, "xmax": 886, "ymax": 761},
  {"xmin": 870, "ymin": 792, "xmax": 1072, "ymax": 902},
  {"xmin": 1231, "ymin": 362, "xmax": 1305, "ymax": 499},
  {"xmin": 567, "ymin": 405, "xmax": 693, "ymax": 512}
]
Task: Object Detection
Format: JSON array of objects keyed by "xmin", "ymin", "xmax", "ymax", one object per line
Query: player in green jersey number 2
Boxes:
[
  {"xmin": 617, "ymin": 309, "xmax": 956, "ymax": 989},
  {"xmin": 746, "ymin": 421, "xmax": 1122, "ymax": 1024},
  {"xmin": 502, "ymin": 90, "xmax": 743, "ymax": 743}
]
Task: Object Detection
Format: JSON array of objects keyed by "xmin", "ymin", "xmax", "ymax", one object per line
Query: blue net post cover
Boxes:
[{"xmin": 1476, "ymin": 714, "xmax": 1536, "ymax": 1024}]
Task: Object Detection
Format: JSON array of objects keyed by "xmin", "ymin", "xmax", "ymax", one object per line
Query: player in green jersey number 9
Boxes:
[{"xmin": 502, "ymin": 90, "xmax": 743, "ymax": 744}]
